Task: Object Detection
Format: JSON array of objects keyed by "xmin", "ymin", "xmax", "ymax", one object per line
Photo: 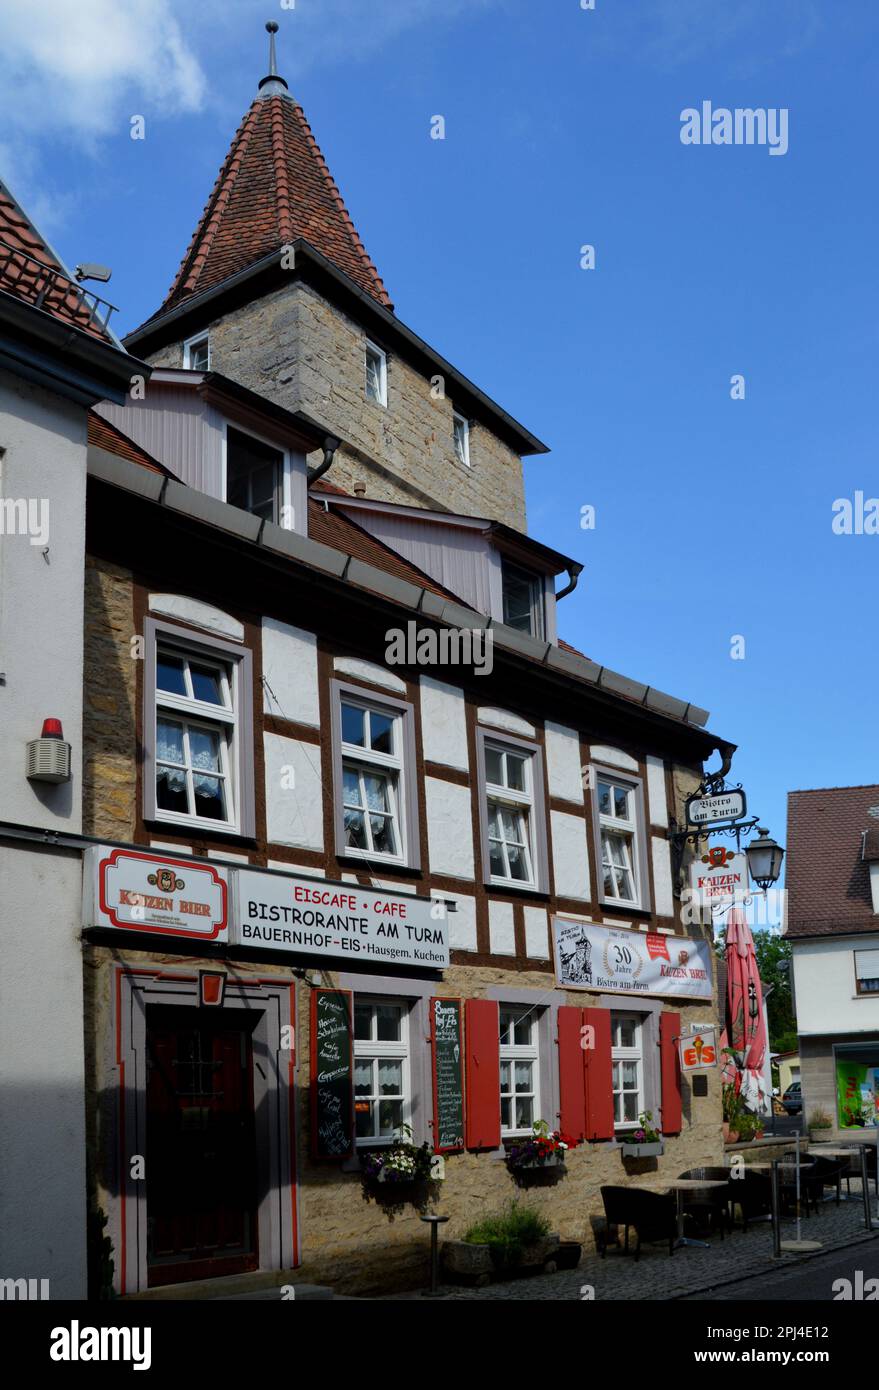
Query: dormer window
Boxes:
[
  {"xmin": 453, "ymin": 412, "xmax": 471, "ymax": 467},
  {"xmin": 225, "ymin": 426, "xmax": 282, "ymax": 523},
  {"xmin": 365, "ymin": 340, "xmax": 387, "ymax": 406},
  {"xmin": 501, "ymin": 560, "xmax": 545, "ymax": 639},
  {"xmin": 183, "ymin": 332, "xmax": 210, "ymax": 372}
]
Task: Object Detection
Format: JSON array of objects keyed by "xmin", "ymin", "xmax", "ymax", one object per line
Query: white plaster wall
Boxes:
[
  {"xmin": 523, "ymin": 905, "xmax": 550, "ymax": 959},
  {"xmin": 333, "ymin": 656, "xmax": 405, "ymax": 693},
  {"xmin": 590, "ymin": 745, "xmax": 639, "ymax": 772},
  {"xmin": 419, "ymin": 676, "xmax": 469, "ymax": 770},
  {"xmin": 425, "ymin": 777, "xmax": 474, "ymax": 879},
  {"xmin": 646, "ymin": 754, "xmax": 668, "ymax": 826},
  {"xmin": 149, "ymin": 593, "xmax": 243, "ymax": 641},
  {"xmin": 651, "ymin": 836, "xmax": 675, "ymax": 917},
  {"xmin": 793, "ymin": 935, "xmax": 879, "ymax": 1035},
  {"xmin": 0, "ymin": 372, "xmax": 86, "ymax": 830},
  {"xmin": 478, "ymin": 707, "xmax": 535, "ymax": 738},
  {"xmin": 489, "ymin": 900, "xmax": 516, "ymax": 956},
  {"xmin": 262, "ymin": 618, "xmax": 320, "ymax": 725},
  {"xmin": 438, "ymin": 890, "xmax": 477, "ymax": 952},
  {"xmin": 550, "ymin": 811, "xmax": 591, "ymax": 901},
  {"xmin": 544, "ymin": 722, "xmax": 583, "ymax": 804},
  {"xmin": 263, "ymin": 733, "xmax": 324, "ymax": 850}
]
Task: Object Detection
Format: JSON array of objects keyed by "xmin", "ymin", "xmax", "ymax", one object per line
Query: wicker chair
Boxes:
[
  {"xmin": 677, "ymin": 1167, "xmax": 732, "ymax": 1239},
  {"xmin": 600, "ymin": 1185, "xmax": 676, "ymax": 1261}
]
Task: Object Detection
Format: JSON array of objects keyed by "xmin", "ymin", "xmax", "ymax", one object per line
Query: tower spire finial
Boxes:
[{"xmin": 258, "ymin": 19, "xmax": 289, "ymax": 96}]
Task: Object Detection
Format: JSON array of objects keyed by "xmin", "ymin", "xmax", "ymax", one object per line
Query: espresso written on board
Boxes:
[
  {"xmin": 431, "ymin": 996, "xmax": 464, "ymax": 1152},
  {"xmin": 311, "ymin": 989, "xmax": 354, "ymax": 1158}
]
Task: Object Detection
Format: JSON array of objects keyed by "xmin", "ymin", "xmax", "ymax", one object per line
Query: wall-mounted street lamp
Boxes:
[{"xmin": 745, "ymin": 827, "xmax": 785, "ymax": 892}]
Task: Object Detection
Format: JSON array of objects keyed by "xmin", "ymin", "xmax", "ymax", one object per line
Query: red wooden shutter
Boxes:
[
  {"xmin": 583, "ymin": 1007, "xmax": 614, "ymax": 1140},
  {"xmin": 465, "ymin": 998, "xmax": 501, "ymax": 1150},
  {"xmin": 557, "ymin": 1006, "xmax": 587, "ymax": 1142},
  {"xmin": 659, "ymin": 1011, "xmax": 683, "ymax": 1135}
]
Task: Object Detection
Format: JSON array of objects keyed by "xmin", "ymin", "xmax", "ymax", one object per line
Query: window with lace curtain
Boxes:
[{"xmin": 144, "ymin": 616, "xmax": 255, "ymax": 837}]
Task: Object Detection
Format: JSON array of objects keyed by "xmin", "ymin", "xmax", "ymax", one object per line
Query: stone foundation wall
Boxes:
[{"xmin": 85, "ymin": 945, "xmax": 724, "ymax": 1298}]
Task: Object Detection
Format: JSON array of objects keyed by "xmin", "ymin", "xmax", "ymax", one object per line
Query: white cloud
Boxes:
[{"xmin": 0, "ymin": 0, "xmax": 206, "ymax": 143}]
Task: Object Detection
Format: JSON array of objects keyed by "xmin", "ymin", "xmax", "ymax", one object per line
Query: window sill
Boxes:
[
  {"xmin": 145, "ymin": 818, "xmax": 256, "ymax": 849},
  {"xmin": 598, "ymin": 899, "xmax": 653, "ymax": 919},
  {"xmin": 485, "ymin": 880, "xmax": 550, "ymax": 901}
]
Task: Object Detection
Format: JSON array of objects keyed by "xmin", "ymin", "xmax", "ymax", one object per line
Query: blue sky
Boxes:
[{"xmin": 4, "ymin": 0, "xmax": 878, "ymax": 901}]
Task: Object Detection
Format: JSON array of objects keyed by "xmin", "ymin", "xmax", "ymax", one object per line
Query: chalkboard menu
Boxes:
[
  {"xmin": 310, "ymin": 989, "xmax": 354, "ymax": 1159},
  {"xmin": 431, "ymin": 997, "xmax": 465, "ymax": 1152}
]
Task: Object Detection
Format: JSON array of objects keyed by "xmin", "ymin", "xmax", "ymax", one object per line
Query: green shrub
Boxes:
[{"xmin": 463, "ymin": 1202, "xmax": 550, "ymax": 1266}]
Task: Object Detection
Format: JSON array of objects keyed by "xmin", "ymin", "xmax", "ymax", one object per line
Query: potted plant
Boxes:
[
  {"xmin": 360, "ymin": 1124, "xmax": 433, "ymax": 1186},
  {"xmin": 736, "ymin": 1111, "xmax": 763, "ymax": 1144},
  {"xmin": 620, "ymin": 1111, "xmax": 664, "ymax": 1157},
  {"xmin": 443, "ymin": 1203, "xmax": 559, "ymax": 1284},
  {"xmin": 808, "ymin": 1108, "xmax": 834, "ymax": 1142},
  {"xmin": 505, "ymin": 1119, "xmax": 571, "ymax": 1173}
]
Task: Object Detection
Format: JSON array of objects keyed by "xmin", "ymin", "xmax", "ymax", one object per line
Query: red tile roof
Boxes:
[
  {"xmin": 786, "ymin": 784, "xmax": 879, "ymax": 938},
  {"xmin": 0, "ymin": 180, "xmax": 115, "ymax": 342},
  {"xmin": 87, "ymin": 411, "xmax": 173, "ymax": 475},
  {"xmin": 151, "ymin": 93, "xmax": 390, "ymax": 320}
]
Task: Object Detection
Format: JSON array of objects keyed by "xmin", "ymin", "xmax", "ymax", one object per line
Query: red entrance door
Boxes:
[{"xmin": 145, "ymin": 1007, "xmax": 258, "ymax": 1286}]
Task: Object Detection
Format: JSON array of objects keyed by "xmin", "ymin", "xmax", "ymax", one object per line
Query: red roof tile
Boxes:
[
  {"xmin": 0, "ymin": 180, "xmax": 115, "ymax": 342},
  {"xmin": 152, "ymin": 93, "xmax": 390, "ymax": 319},
  {"xmin": 786, "ymin": 784, "xmax": 879, "ymax": 938}
]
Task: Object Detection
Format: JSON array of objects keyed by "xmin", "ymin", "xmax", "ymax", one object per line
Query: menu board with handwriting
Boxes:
[
  {"xmin": 431, "ymin": 997, "xmax": 465, "ymax": 1152},
  {"xmin": 311, "ymin": 989, "xmax": 354, "ymax": 1158}
]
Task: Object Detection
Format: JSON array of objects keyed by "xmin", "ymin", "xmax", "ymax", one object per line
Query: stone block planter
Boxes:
[
  {"xmin": 442, "ymin": 1234, "xmax": 561, "ymax": 1286},
  {"xmin": 620, "ymin": 1141, "xmax": 664, "ymax": 1158}
]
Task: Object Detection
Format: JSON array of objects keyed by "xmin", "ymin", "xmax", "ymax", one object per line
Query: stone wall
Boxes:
[
  {"xmin": 145, "ymin": 281, "xmax": 528, "ymax": 530},
  {"xmin": 85, "ymin": 944, "xmax": 724, "ymax": 1298},
  {"xmin": 83, "ymin": 556, "xmax": 137, "ymax": 841}
]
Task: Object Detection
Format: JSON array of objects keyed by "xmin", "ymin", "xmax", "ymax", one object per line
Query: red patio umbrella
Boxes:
[{"xmin": 725, "ymin": 906, "xmax": 768, "ymax": 1111}]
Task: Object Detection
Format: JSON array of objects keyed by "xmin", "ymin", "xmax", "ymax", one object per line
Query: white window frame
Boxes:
[
  {"xmin": 153, "ymin": 649, "xmax": 238, "ymax": 834},
  {"xmin": 183, "ymin": 331, "xmax": 210, "ymax": 371},
  {"xmin": 855, "ymin": 949, "xmax": 879, "ymax": 996},
  {"xmin": 365, "ymin": 339, "xmax": 387, "ymax": 407},
  {"xmin": 143, "ymin": 618, "xmax": 255, "ymax": 838},
  {"xmin": 353, "ymin": 997, "xmax": 411, "ymax": 1146},
  {"xmin": 477, "ymin": 729, "xmax": 547, "ymax": 893},
  {"xmin": 499, "ymin": 1004, "xmax": 540, "ymax": 1137},
  {"xmin": 593, "ymin": 767, "xmax": 649, "ymax": 910},
  {"xmin": 611, "ymin": 1012, "xmax": 644, "ymax": 1132},
  {"xmin": 331, "ymin": 681, "xmax": 420, "ymax": 869},
  {"xmin": 453, "ymin": 411, "xmax": 471, "ymax": 467},
  {"xmin": 501, "ymin": 559, "xmax": 545, "ymax": 639},
  {"xmin": 223, "ymin": 422, "xmax": 294, "ymax": 528}
]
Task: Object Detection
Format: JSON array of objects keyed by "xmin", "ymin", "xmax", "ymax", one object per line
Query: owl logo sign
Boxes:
[{"xmin": 680, "ymin": 1027, "xmax": 718, "ymax": 1071}]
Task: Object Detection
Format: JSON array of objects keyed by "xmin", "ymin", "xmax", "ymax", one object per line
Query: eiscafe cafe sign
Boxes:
[
  {"xmin": 233, "ymin": 870, "xmax": 448, "ymax": 968},
  {"xmin": 83, "ymin": 846, "xmax": 448, "ymax": 968}
]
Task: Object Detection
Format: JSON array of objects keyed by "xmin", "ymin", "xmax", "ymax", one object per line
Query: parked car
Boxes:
[{"xmin": 782, "ymin": 1082, "xmax": 803, "ymax": 1114}]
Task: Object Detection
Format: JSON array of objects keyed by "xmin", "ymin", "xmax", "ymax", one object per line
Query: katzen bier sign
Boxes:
[{"xmin": 85, "ymin": 847, "xmax": 229, "ymax": 941}]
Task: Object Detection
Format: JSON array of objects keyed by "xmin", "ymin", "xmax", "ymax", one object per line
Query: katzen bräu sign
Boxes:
[
  {"xmin": 84, "ymin": 846, "xmax": 229, "ymax": 941},
  {"xmin": 233, "ymin": 869, "xmax": 449, "ymax": 968},
  {"xmin": 552, "ymin": 918, "xmax": 713, "ymax": 1000}
]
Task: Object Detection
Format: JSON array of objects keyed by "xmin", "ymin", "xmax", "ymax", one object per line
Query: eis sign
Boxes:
[{"xmin": 84, "ymin": 846, "xmax": 229, "ymax": 941}]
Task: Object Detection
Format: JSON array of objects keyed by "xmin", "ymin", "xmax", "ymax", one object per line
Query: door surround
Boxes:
[{"xmin": 110, "ymin": 966, "xmax": 298, "ymax": 1295}]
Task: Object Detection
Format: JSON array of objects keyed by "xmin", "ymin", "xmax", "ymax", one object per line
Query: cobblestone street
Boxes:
[{"xmin": 394, "ymin": 1184, "xmax": 879, "ymax": 1301}]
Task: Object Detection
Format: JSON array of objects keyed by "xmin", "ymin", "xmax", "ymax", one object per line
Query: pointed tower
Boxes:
[{"xmin": 125, "ymin": 23, "xmax": 544, "ymax": 528}]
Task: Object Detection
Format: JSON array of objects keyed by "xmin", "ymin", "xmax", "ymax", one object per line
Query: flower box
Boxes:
[
  {"xmin": 620, "ymin": 1141, "xmax": 664, "ymax": 1158},
  {"xmin": 442, "ymin": 1234, "xmax": 561, "ymax": 1285},
  {"xmin": 514, "ymin": 1153, "xmax": 564, "ymax": 1171}
]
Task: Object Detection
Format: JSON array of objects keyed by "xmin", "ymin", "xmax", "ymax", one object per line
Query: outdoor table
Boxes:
[{"xmin": 663, "ymin": 1178, "xmax": 729, "ymax": 1250}]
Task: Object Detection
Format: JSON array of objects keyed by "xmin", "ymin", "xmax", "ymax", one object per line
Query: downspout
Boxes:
[
  {"xmin": 555, "ymin": 560, "xmax": 583, "ymax": 601},
  {"xmin": 306, "ymin": 434, "xmax": 341, "ymax": 488}
]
